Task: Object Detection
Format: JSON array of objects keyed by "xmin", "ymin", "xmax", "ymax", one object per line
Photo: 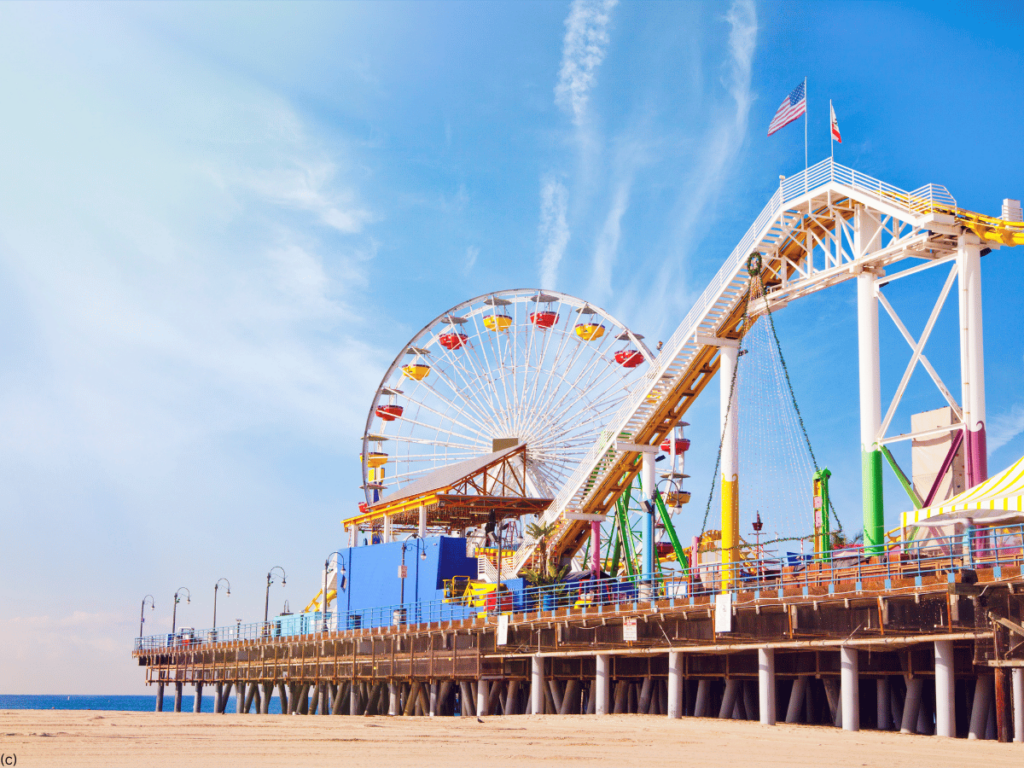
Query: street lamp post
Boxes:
[
  {"xmin": 172, "ymin": 587, "xmax": 191, "ymax": 635},
  {"xmin": 264, "ymin": 567, "xmax": 287, "ymax": 624},
  {"xmin": 213, "ymin": 578, "xmax": 231, "ymax": 629},
  {"xmin": 399, "ymin": 533, "xmax": 426, "ymax": 624},
  {"xmin": 322, "ymin": 552, "xmax": 340, "ymax": 634},
  {"xmin": 139, "ymin": 595, "xmax": 155, "ymax": 638}
]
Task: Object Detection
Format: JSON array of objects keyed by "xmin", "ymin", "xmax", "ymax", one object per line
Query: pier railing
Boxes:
[{"xmin": 134, "ymin": 523, "xmax": 1023, "ymax": 653}]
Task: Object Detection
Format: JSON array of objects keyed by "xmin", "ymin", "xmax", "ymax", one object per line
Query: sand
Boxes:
[{"xmin": 1, "ymin": 710, "xmax": 1020, "ymax": 767}]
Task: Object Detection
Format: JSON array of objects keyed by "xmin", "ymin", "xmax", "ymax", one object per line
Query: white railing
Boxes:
[{"xmin": 513, "ymin": 158, "xmax": 952, "ymax": 573}]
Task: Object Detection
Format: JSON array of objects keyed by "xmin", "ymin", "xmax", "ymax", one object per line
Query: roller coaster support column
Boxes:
[
  {"xmin": 856, "ymin": 206, "xmax": 884, "ymax": 554},
  {"xmin": 591, "ymin": 521, "xmax": 601, "ymax": 575},
  {"xmin": 720, "ymin": 343, "xmax": 740, "ymax": 591},
  {"xmin": 958, "ymin": 234, "xmax": 988, "ymax": 486},
  {"xmin": 642, "ymin": 450, "xmax": 657, "ymax": 597}
]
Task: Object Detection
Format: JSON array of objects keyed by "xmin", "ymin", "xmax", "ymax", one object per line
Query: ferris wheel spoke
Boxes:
[
  {"xmin": 423, "ymin": 354, "xmax": 504, "ymax": 432},
  {"xmin": 412, "ymin": 377, "xmax": 504, "ymax": 437},
  {"xmin": 528, "ymin": 332, "xmax": 625, "ymax": 428},
  {"xmin": 524, "ymin": 320, "xmax": 597, "ymax": 434},
  {"xmin": 426, "ymin": 363, "xmax": 506, "ymax": 437},
  {"xmin": 520, "ymin": 350, "xmax": 630, "ymax": 444},
  {"xmin": 525, "ymin": 377, "xmax": 627, "ymax": 442},
  {"xmin": 389, "ymin": 410, "xmax": 493, "ymax": 445},
  {"xmin": 522, "ymin": 298, "xmax": 578, "ymax": 419},
  {"xmin": 483, "ymin": 312, "xmax": 518, "ymax": 436},
  {"xmin": 381, "ymin": 433, "xmax": 486, "ymax": 452}
]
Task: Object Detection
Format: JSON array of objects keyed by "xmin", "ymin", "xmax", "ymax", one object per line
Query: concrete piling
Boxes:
[
  {"xmin": 758, "ymin": 648, "xmax": 776, "ymax": 725},
  {"xmin": 875, "ymin": 677, "xmax": 890, "ymax": 730},
  {"xmin": 173, "ymin": 681, "xmax": 183, "ymax": 713},
  {"xmin": 193, "ymin": 682, "xmax": 203, "ymax": 713},
  {"xmin": 969, "ymin": 675, "xmax": 993, "ymax": 740},
  {"xmin": 840, "ymin": 647, "xmax": 859, "ymax": 732},
  {"xmin": 901, "ymin": 677, "xmax": 923, "ymax": 734},
  {"xmin": 531, "ymin": 656, "xmax": 544, "ymax": 715},
  {"xmin": 244, "ymin": 682, "xmax": 257, "ymax": 714},
  {"xmin": 155, "ymin": 683, "xmax": 164, "ymax": 712},
  {"xmin": 477, "ymin": 680, "xmax": 489, "ymax": 716},
  {"xmin": 595, "ymin": 655, "xmax": 610, "ymax": 716},
  {"xmin": 693, "ymin": 679, "xmax": 708, "ymax": 718},
  {"xmin": 719, "ymin": 679, "xmax": 740, "ymax": 719},
  {"xmin": 667, "ymin": 652, "xmax": 682, "ymax": 719}
]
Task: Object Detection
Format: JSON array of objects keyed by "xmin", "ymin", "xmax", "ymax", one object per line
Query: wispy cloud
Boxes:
[
  {"xmin": 554, "ymin": 0, "xmax": 618, "ymax": 127},
  {"xmin": 988, "ymin": 402, "xmax": 1024, "ymax": 454},
  {"xmin": 588, "ymin": 179, "xmax": 631, "ymax": 302},
  {"xmin": 248, "ymin": 161, "xmax": 376, "ymax": 234},
  {"xmin": 464, "ymin": 245, "xmax": 479, "ymax": 273},
  {"xmin": 724, "ymin": 0, "xmax": 757, "ymax": 130},
  {"xmin": 538, "ymin": 176, "xmax": 570, "ymax": 289},
  {"xmin": 641, "ymin": 0, "xmax": 758, "ymax": 336}
]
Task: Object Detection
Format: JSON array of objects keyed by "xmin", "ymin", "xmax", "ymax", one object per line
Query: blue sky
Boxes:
[{"xmin": 1, "ymin": 1, "xmax": 1022, "ymax": 694}]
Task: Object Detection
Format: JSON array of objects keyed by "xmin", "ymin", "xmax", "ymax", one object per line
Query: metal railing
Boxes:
[{"xmin": 135, "ymin": 523, "xmax": 1024, "ymax": 653}]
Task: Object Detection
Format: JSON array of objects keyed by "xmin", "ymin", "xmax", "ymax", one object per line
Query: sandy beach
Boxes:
[{"xmin": 1, "ymin": 710, "xmax": 1020, "ymax": 767}]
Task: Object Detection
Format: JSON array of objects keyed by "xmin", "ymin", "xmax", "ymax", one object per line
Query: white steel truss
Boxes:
[{"xmin": 512, "ymin": 157, "xmax": 1006, "ymax": 573}]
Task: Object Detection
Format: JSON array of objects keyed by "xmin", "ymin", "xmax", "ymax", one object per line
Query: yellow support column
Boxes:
[{"xmin": 719, "ymin": 343, "xmax": 740, "ymax": 592}]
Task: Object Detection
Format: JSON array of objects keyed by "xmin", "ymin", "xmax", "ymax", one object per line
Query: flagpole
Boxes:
[
  {"xmin": 830, "ymin": 99, "xmax": 834, "ymax": 160},
  {"xmin": 804, "ymin": 77, "xmax": 808, "ymax": 192}
]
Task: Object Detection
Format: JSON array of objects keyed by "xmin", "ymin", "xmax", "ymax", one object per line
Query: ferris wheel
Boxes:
[{"xmin": 360, "ymin": 289, "xmax": 654, "ymax": 507}]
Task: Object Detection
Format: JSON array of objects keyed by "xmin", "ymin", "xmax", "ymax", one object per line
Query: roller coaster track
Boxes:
[{"xmin": 512, "ymin": 157, "xmax": 1022, "ymax": 574}]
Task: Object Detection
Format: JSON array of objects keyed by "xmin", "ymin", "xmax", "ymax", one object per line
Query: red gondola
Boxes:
[
  {"xmin": 439, "ymin": 332, "xmax": 469, "ymax": 350},
  {"xmin": 530, "ymin": 311, "xmax": 559, "ymax": 328},
  {"xmin": 659, "ymin": 438, "xmax": 691, "ymax": 453},
  {"xmin": 614, "ymin": 349, "xmax": 644, "ymax": 368},
  {"xmin": 376, "ymin": 404, "xmax": 404, "ymax": 422}
]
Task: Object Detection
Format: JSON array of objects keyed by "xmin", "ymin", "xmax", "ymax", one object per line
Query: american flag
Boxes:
[{"xmin": 767, "ymin": 81, "xmax": 806, "ymax": 136}]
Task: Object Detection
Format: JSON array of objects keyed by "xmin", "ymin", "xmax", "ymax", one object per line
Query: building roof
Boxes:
[{"xmin": 376, "ymin": 445, "xmax": 522, "ymax": 507}]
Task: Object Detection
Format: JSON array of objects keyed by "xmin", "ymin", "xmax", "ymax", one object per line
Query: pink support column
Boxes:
[
  {"xmin": 958, "ymin": 235, "xmax": 987, "ymax": 486},
  {"xmin": 591, "ymin": 521, "xmax": 601, "ymax": 574}
]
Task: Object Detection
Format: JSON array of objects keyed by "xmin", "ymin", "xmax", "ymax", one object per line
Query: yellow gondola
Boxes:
[
  {"xmin": 483, "ymin": 314, "xmax": 513, "ymax": 332},
  {"xmin": 402, "ymin": 363, "xmax": 431, "ymax": 381},
  {"xmin": 361, "ymin": 452, "xmax": 388, "ymax": 468},
  {"xmin": 665, "ymin": 491, "xmax": 691, "ymax": 507},
  {"xmin": 574, "ymin": 323, "xmax": 605, "ymax": 341}
]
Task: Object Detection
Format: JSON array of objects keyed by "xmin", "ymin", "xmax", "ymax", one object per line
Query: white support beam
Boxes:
[
  {"xmin": 693, "ymin": 334, "xmax": 740, "ymax": 348},
  {"xmin": 876, "ymin": 289, "xmax": 962, "ymax": 420},
  {"xmin": 614, "ymin": 441, "xmax": 660, "ymax": 454},
  {"xmin": 877, "ymin": 264, "xmax": 958, "ymax": 442}
]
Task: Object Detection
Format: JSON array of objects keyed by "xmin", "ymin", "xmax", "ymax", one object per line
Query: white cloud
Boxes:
[
  {"xmin": 640, "ymin": 0, "xmax": 758, "ymax": 335},
  {"xmin": 538, "ymin": 176, "xmax": 571, "ymax": 289},
  {"xmin": 724, "ymin": 0, "xmax": 757, "ymax": 130},
  {"xmin": 554, "ymin": 0, "xmax": 618, "ymax": 127},
  {"xmin": 247, "ymin": 161, "xmax": 375, "ymax": 234},
  {"xmin": 588, "ymin": 180, "xmax": 631, "ymax": 302},
  {"xmin": 465, "ymin": 245, "xmax": 479, "ymax": 273},
  {"xmin": 988, "ymin": 403, "xmax": 1024, "ymax": 453}
]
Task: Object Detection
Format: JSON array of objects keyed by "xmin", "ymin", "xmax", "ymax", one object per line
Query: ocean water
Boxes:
[{"xmin": 0, "ymin": 694, "xmax": 284, "ymax": 714}]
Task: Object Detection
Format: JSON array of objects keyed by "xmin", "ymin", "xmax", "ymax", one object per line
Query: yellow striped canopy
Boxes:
[{"xmin": 902, "ymin": 454, "xmax": 1024, "ymax": 530}]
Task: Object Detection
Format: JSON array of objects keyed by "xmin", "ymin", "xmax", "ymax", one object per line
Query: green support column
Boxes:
[{"xmin": 862, "ymin": 449, "xmax": 884, "ymax": 553}]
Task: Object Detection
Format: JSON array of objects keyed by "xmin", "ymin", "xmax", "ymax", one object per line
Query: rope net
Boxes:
[{"xmin": 698, "ymin": 259, "xmax": 842, "ymax": 560}]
